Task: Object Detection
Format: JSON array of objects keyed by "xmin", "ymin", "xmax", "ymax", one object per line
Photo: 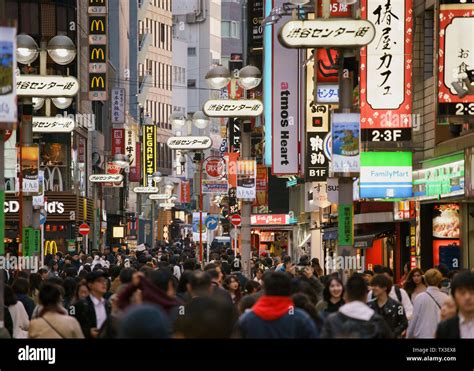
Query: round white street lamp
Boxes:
[
  {"xmin": 237, "ymin": 65, "xmax": 262, "ymax": 90},
  {"xmin": 205, "ymin": 65, "xmax": 231, "ymax": 89},
  {"xmin": 170, "ymin": 112, "xmax": 186, "ymax": 129},
  {"xmin": 151, "ymin": 171, "xmax": 162, "ymax": 184},
  {"xmin": 113, "ymin": 154, "xmax": 130, "ymax": 169},
  {"xmin": 16, "ymin": 34, "xmax": 39, "ymax": 65},
  {"xmin": 32, "ymin": 97, "xmax": 45, "ymax": 111},
  {"xmin": 51, "ymin": 97, "xmax": 73, "ymax": 109},
  {"xmin": 47, "ymin": 35, "xmax": 77, "ymax": 65},
  {"xmin": 192, "ymin": 111, "xmax": 209, "ymax": 129}
]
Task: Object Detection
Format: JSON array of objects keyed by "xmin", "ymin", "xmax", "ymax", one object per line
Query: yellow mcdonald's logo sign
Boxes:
[
  {"xmin": 90, "ymin": 47, "xmax": 105, "ymax": 61},
  {"xmin": 44, "ymin": 240, "xmax": 58, "ymax": 256},
  {"xmin": 90, "ymin": 19, "xmax": 105, "ymax": 32},
  {"xmin": 91, "ymin": 75, "xmax": 105, "ymax": 89}
]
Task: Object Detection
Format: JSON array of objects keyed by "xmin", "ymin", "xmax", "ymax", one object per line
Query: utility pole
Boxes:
[{"xmin": 240, "ymin": 120, "xmax": 252, "ymax": 278}]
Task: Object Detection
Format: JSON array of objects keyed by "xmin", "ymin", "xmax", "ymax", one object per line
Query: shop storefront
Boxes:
[
  {"xmin": 250, "ymin": 214, "xmax": 296, "ymax": 257},
  {"xmin": 5, "ymin": 192, "xmax": 94, "ymax": 255},
  {"xmin": 414, "ymin": 152, "xmax": 465, "ymax": 271}
]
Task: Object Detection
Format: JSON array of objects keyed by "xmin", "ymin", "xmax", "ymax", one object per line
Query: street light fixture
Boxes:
[
  {"xmin": 170, "ymin": 112, "xmax": 186, "ymax": 129},
  {"xmin": 32, "ymin": 97, "xmax": 45, "ymax": 111},
  {"xmin": 47, "ymin": 35, "xmax": 77, "ymax": 65},
  {"xmin": 205, "ymin": 65, "xmax": 231, "ymax": 89},
  {"xmin": 289, "ymin": 0, "xmax": 310, "ymax": 4},
  {"xmin": 151, "ymin": 171, "xmax": 162, "ymax": 184},
  {"xmin": 112, "ymin": 154, "xmax": 130, "ymax": 169},
  {"xmin": 192, "ymin": 111, "xmax": 210, "ymax": 129},
  {"xmin": 16, "ymin": 34, "xmax": 39, "ymax": 65},
  {"xmin": 51, "ymin": 97, "xmax": 73, "ymax": 109},
  {"xmin": 237, "ymin": 65, "xmax": 262, "ymax": 90}
]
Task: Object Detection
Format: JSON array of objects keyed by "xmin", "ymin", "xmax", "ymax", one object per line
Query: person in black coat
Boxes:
[
  {"xmin": 11, "ymin": 278, "xmax": 35, "ymax": 319},
  {"xmin": 71, "ymin": 271, "xmax": 111, "ymax": 338},
  {"xmin": 437, "ymin": 271, "xmax": 474, "ymax": 339},
  {"xmin": 368, "ymin": 274, "xmax": 408, "ymax": 338}
]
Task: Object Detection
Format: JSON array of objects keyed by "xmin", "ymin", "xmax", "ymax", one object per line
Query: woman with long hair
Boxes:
[
  {"xmin": 403, "ymin": 268, "xmax": 427, "ymax": 303},
  {"xmin": 4, "ymin": 285, "xmax": 29, "ymax": 338},
  {"xmin": 315, "ymin": 276, "xmax": 345, "ymax": 319},
  {"xmin": 29, "ymin": 282, "xmax": 84, "ymax": 338},
  {"xmin": 223, "ymin": 274, "xmax": 242, "ymax": 305}
]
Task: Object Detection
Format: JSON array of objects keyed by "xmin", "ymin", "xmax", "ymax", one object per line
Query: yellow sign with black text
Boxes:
[{"xmin": 142, "ymin": 125, "xmax": 157, "ymax": 186}]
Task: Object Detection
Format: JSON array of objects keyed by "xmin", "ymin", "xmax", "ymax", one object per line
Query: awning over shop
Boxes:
[{"xmin": 354, "ymin": 226, "xmax": 394, "ymax": 249}]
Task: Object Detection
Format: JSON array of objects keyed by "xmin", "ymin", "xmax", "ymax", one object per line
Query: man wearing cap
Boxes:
[{"xmin": 72, "ymin": 271, "xmax": 111, "ymax": 338}]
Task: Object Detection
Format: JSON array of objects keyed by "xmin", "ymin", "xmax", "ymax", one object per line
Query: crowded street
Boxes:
[{"xmin": 0, "ymin": 0, "xmax": 474, "ymax": 368}]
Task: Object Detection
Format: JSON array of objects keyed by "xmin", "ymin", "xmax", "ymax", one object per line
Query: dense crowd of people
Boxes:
[{"xmin": 1, "ymin": 239, "xmax": 474, "ymax": 339}]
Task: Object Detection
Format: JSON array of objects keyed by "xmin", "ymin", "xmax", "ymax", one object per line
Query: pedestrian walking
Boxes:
[
  {"xmin": 237, "ymin": 271, "xmax": 318, "ymax": 338},
  {"xmin": 407, "ymin": 269, "xmax": 449, "ymax": 338},
  {"xmin": 368, "ymin": 274, "xmax": 408, "ymax": 338},
  {"xmin": 436, "ymin": 271, "xmax": 474, "ymax": 338},
  {"xmin": 321, "ymin": 274, "xmax": 393, "ymax": 339},
  {"xmin": 403, "ymin": 268, "xmax": 427, "ymax": 303},
  {"xmin": 28, "ymin": 282, "xmax": 84, "ymax": 339},
  {"xmin": 4, "ymin": 285, "xmax": 29, "ymax": 338},
  {"xmin": 316, "ymin": 276, "xmax": 345, "ymax": 319},
  {"xmin": 224, "ymin": 274, "xmax": 242, "ymax": 305}
]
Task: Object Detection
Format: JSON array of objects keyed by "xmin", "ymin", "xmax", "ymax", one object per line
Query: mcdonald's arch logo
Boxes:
[
  {"xmin": 90, "ymin": 46, "xmax": 105, "ymax": 62},
  {"xmin": 44, "ymin": 241, "xmax": 58, "ymax": 256},
  {"xmin": 89, "ymin": 17, "xmax": 106, "ymax": 34},
  {"xmin": 90, "ymin": 74, "xmax": 106, "ymax": 90}
]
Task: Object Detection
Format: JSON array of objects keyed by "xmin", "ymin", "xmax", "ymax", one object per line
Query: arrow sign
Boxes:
[
  {"xmin": 40, "ymin": 209, "xmax": 47, "ymax": 226},
  {"xmin": 205, "ymin": 215, "xmax": 219, "ymax": 231}
]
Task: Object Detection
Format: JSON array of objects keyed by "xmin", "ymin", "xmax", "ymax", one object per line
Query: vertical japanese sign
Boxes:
[
  {"xmin": 111, "ymin": 128, "xmax": 125, "ymax": 156},
  {"xmin": 142, "ymin": 125, "xmax": 157, "ymax": 186},
  {"xmin": 438, "ymin": 1, "xmax": 474, "ymax": 117},
  {"xmin": 305, "ymin": 103, "xmax": 331, "ymax": 182},
  {"xmin": 272, "ymin": 0, "xmax": 300, "ymax": 175},
  {"xmin": 129, "ymin": 142, "xmax": 141, "ymax": 182},
  {"xmin": 0, "ymin": 27, "xmax": 17, "ymax": 123},
  {"xmin": 180, "ymin": 181, "xmax": 191, "ymax": 204},
  {"xmin": 88, "ymin": 0, "xmax": 108, "ymax": 101},
  {"xmin": 237, "ymin": 159, "xmax": 257, "ymax": 200},
  {"xmin": 125, "ymin": 128, "xmax": 136, "ymax": 166},
  {"xmin": 338, "ymin": 204, "xmax": 354, "ymax": 246},
  {"xmin": 360, "ymin": 0, "xmax": 413, "ymax": 142},
  {"xmin": 331, "ymin": 113, "xmax": 360, "ymax": 174},
  {"xmin": 248, "ymin": 0, "xmax": 264, "ymax": 50},
  {"xmin": 111, "ymin": 88, "xmax": 125, "ymax": 124}
]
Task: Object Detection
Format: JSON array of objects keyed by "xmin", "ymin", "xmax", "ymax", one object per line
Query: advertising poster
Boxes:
[
  {"xmin": 4, "ymin": 129, "xmax": 17, "ymax": 193},
  {"xmin": 360, "ymin": 0, "xmax": 413, "ymax": 142},
  {"xmin": 331, "ymin": 113, "xmax": 360, "ymax": 174},
  {"xmin": 237, "ymin": 159, "xmax": 256, "ymax": 199},
  {"xmin": 21, "ymin": 145, "xmax": 39, "ymax": 194},
  {"xmin": 254, "ymin": 165, "xmax": 268, "ymax": 207},
  {"xmin": 0, "ymin": 27, "xmax": 16, "ymax": 123},
  {"xmin": 360, "ymin": 152, "xmax": 413, "ymax": 199},
  {"xmin": 432, "ymin": 203, "xmax": 461, "ymax": 269},
  {"xmin": 112, "ymin": 128, "xmax": 125, "ymax": 156},
  {"xmin": 202, "ymin": 180, "xmax": 228, "ymax": 194},
  {"xmin": 438, "ymin": 0, "xmax": 474, "ymax": 119},
  {"xmin": 192, "ymin": 212, "xmax": 207, "ymax": 243}
]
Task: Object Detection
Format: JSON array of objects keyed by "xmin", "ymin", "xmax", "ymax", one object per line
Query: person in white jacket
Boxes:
[
  {"xmin": 5, "ymin": 285, "xmax": 29, "ymax": 338},
  {"xmin": 407, "ymin": 269, "xmax": 449, "ymax": 338}
]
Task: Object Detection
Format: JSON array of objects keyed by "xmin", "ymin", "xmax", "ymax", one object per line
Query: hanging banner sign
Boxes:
[
  {"xmin": 89, "ymin": 2, "xmax": 108, "ymax": 100},
  {"xmin": 438, "ymin": 1, "xmax": 474, "ymax": 118},
  {"xmin": 0, "ymin": 27, "xmax": 17, "ymax": 123},
  {"xmin": 179, "ymin": 180, "xmax": 191, "ymax": 203},
  {"xmin": 112, "ymin": 128, "xmax": 125, "ymax": 156},
  {"xmin": 142, "ymin": 125, "xmax": 157, "ymax": 186},
  {"xmin": 338, "ymin": 204, "xmax": 354, "ymax": 246},
  {"xmin": 125, "ymin": 128, "xmax": 137, "ymax": 166},
  {"xmin": 203, "ymin": 99, "xmax": 263, "ymax": 117},
  {"xmin": 279, "ymin": 19, "xmax": 375, "ymax": 48},
  {"xmin": 331, "ymin": 113, "xmax": 360, "ymax": 174},
  {"xmin": 167, "ymin": 136, "xmax": 212, "ymax": 150},
  {"xmin": 17, "ymin": 75, "xmax": 79, "ymax": 97},
  {"xmin": 111, "ymin": 88, "xmax": 125, "ymax": 124},
  {"xmin": 237, "ymin": 159, "xmax": 256, "ymax": 199},
  {"xmin": 272, "ymin": 0, "xmax": 300, "ymax": 175},
  {"xmin": 33, "ymin": 117, "xmax": 75, "ymax": 133},
  {"xmin": 360, "ymin": 0, "xmax": 414, "ymax": 142}
]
